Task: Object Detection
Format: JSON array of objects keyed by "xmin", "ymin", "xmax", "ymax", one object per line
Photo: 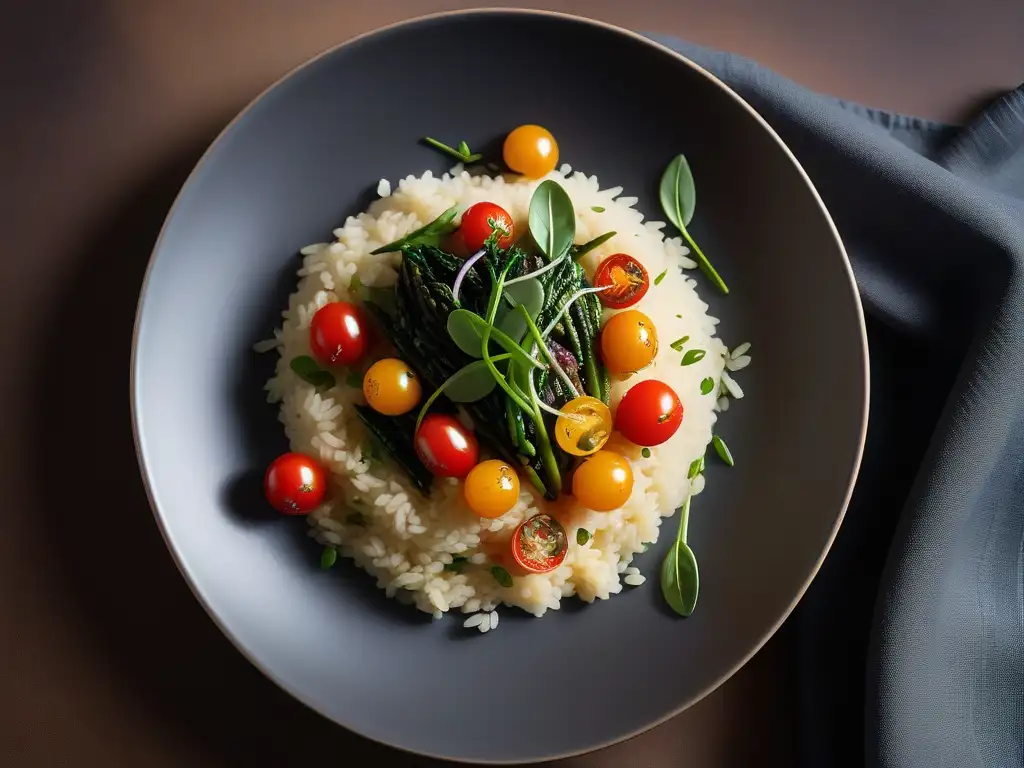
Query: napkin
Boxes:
[{"xmin": 649, "ymin": 36, "xmax": 1024, "ymax": 768}]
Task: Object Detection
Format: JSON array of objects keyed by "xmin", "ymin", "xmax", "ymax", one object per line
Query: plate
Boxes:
[{"xmin": 131, "ymin": 10, "xmax": 868, "ymax": 763}]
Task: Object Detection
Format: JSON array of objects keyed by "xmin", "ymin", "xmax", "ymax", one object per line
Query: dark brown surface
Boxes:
[{"xmin": 1, "ymin": 2, "xmax": 1021, "ymax": 766}]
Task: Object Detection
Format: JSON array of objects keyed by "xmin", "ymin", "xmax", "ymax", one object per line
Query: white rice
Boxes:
[{"xmin": 262, "ymin": 166, "xmax": 749, "ymax": 626}]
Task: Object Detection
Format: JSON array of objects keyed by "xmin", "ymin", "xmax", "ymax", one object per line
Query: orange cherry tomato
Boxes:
[
  {"xmin": 594, "ymin": 254, "xmax": 649, "ymax": 309},
  {"xmin": 572, "ymin": 450, "xmax": 633, "ymax": 512},
  {"xmin": 503, "ymin": 125, "xmax": 559, "ymax": 178},
  {"xmin": 600, "ymin": 309, "xmax": 658, "ymax": 374},
  {"xmin": 464, "ymin": 460, "xmax": 520, "ymax": 518},
  {"xmin": 460, "ymin": 202, "xmax": 514, "ymax": 252},
  {"xmin": 510, "ymin": 514, "xmax": 568, "ymax": 574},
  {"xmin": 309, "ymin": 301, "xmax": 368, "ymax": 367},
  {"xmin": 614, "ymin": 379, "xmax": 684, "ymax": 447},
  {"xmin": 363, "ymin": 358, "xmax": 421, "ymax": 416},
  {"xmin": 264, "ymin": 452, "xmax": 327, "ymax": 514}
]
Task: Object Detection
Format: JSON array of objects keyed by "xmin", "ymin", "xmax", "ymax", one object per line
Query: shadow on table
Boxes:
[{"xmin": 27, "ymin": 119, "xmax": 447, "ymax": 767}]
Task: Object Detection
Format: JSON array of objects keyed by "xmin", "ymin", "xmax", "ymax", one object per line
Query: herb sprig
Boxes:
[
  {"xmin": 422, "ymin": 136, "xmax": 483, "ymax": 164},
  {"xmin": 660, "ymin": 154, "xmax": 729, "ymax": 294}
]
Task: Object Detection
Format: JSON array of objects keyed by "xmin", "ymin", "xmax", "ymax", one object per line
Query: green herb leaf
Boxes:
[
  {"xmin": 661, "ymin": 539, "xmax": 699, "ymax": 617},
  {"xmin": 654, "ymin": 269, "xmax": 668, "ymax": 286},
  {"xmin": 503, "ymin": 278, "xmax": 545, "ymax": 319},
  {"xmin": 700, "ymin": 377, "xmax": 715, "ymax": 395},
  {"xmin": 491, "ymin": 565, "xmax": 513, "ymax": 588},
  {"xmin": 570, "ymin": 230, "xmax": 616, "ymax": 261},
  {"xmin": 443, "ymin": 361, "xmax": 498, "ymax": 402},
  {"xmin": 423, "ymin": 136, "xmax": 482, "ymax": 164},
  {"xmin": 289, "ymin": 356, "xmax": 336, "ymax": 391},
  {"xmin": 659, "ymin": 154, "xmax": 729, "ymax": 295},
  {"xmin": 528, "ymin": 180, "xmax": 576, "ymax": 261},
  {"xmin": 447, "ymin": 309, "xmax": 486, "ymax": 358},
  {"xmin": 444, "ymin": 556, "xmax": 469, "ymax": 573},
  {"xmin": 675, "ymin": 314, "xmax": 683, "ymax": 319},
  {"xmin": 591, "ymin": 206, "xmax": 605, "ymax": 213},
  {"xmin": 371, "ymin": 206, "xmax": 459, "ymax": 254},
  {"xmin": 345, "ymin": 372, "xmax": 363, "ymax": 388},
  {"xmin": 687, "ymin": 457, "xmax": 704, "ymax": 479},
  {"xmin": 320, "ymin": 547, "xmax": 338, "ymax": 569},
  {"xmin": 641, "ymin": 447, "xmax": 652, "ymax": 458},
  {"xmin": 577, "ymin": 528, "xmax": 591, "ymax": 546},
  {"xmin": 712, "ymin": 435, "xmax": 734, "ymax": 467},
  {"xmin": 669, "ymin": 336, "xmax": 690, "ymax": 352},
  {"xmin": 681, "ymin": 349, "xmax": 706, "ymax": 366}
]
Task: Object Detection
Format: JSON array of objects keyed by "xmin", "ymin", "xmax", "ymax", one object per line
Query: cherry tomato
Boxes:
[
  {"xmin": 594, "ymin": 254, "xmax": 650, "ymax": 309},
  {"xmin": 264, "ymin": 452, "xmax": 327, "ymax": 514},
  {"xmin": 464, "ymin": 460, "xmax": 520, "ymax": 518},
  {"xmin": 363, "ymin": 358, "xmax": 421, "ymax": 416},
  {"xmin": 555, "ymin": 396, "xmax": 612, "ymax": 457},
  {"xmin": 572, "ymin": 450, "xmax": 633, "ymax": 512},
  {"xmin": 414, "ymin": 414, "xmax": 479, "ymax": 478},
  {"xmin": 600, "ymin": 309, "xmax": 658, "ymax": 374},
  {"xmin": 309, "ymin": 301, "xmax": 368, "ymax": 367},
  {"xmin": 459, "ymin": 202, "xmax": 514, "ymax": 253},
  {"xmin": 503, "ymin": 125, "xmax": 559, "ymax": 179},
  {"xmin": 511, "ymin": 514, "xmax": 568, "ymax": 574},
  {"xmin": 614, "ymin": 379, "xmax": 684, "ymax": 447}
]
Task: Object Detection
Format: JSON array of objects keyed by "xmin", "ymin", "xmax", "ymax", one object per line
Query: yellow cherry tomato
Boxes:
[
  {"xmin": 600, "ymin": 309, "xmax": 658, "ymax": 374},
  {"xmin": 555, "ymin": 396, "xmax": 612, "ymax": 457},
  {"xmin": 572, "ymin": 450, "xmax": 634, "ymax": 512},
  {"xmin": 503, "ymin": 124, "xmax": 559, "ymax": 178},
  {"xmin": 464, "ymin": 460, "xmax": 520, "ymax": 519},
  {"xmin": 362, "ymin": 358, "xmax": 421, "ymax": 416}
]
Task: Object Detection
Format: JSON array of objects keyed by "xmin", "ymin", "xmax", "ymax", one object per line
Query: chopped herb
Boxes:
[
  {"xmin": 700, "ymin": 377, "xmax": 715, "ymax": 395},
  {"xmin": 350, "ymin": 274, "xmax": 363, "ymax": 295},
  {"xmin": 289, "ymin": 356, "xmax": 336, "ymax": 391},
  {"xmin": 491, "ymin": 565, "xmax": 513, "ymax": 588},
  {"xmin": 712, "ymin": 435, "xmax": 734, "ymax": 467},
  {"xmin": 687, "ymin": 457, "xmax": 704, "ymax": 479},
  {"xmin": 444, "ymin": 556, "xmax": 469, "ymax": 573},
  {"xmin": 591, "ymin": 206, "xmax": 606, "ymax": 213},
  {"xmin": 346, "ymin": 511, "xmax": 367, "ymax": 526},
  {"xmin": 681, "ymin": 349, "xmax": 706, "ymax": 366},
  {"xmin": 641, "ymin": 543, "xmax": 650, "ymax": 553},
  {"xmin": 320, "ymin": 547, "xmax": 338, "ymax": 569},
  {"xmin": 576, "ymin": 528, "xmax": 592, "ymax": 546},
  {"xmin": 675, "ymin": 314, "xmax": 683, "ymax": 319},
  {"xmin": 669, "ymin": 336, "xmax": 690, "ymax": 352},
  {"xmin": 654, "ymin": 269, "xmax": 668, "ymax": 286},
  {"xmin": 422, "ymin": 136, "xmax": 482, "ymax": 164},
  {"xmin": 370, "ymin": 206, "xmax": 459, "ymax": 254},
  {"xmin": 346, "ymin": 372, "xmax": 363, "ymax": 389},
  {"xmin": 641, "ymin": 447, "xmax": 652, "ymax": 458}
]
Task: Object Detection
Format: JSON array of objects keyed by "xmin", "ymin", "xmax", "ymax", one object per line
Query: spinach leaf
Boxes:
[{"xmin": 528, "ymin": 180, "xmax": 576, "ymax": 261}]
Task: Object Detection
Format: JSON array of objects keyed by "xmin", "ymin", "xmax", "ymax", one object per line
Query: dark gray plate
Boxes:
[{"xmin": 131, "ymin": 10, "xmax": 868, "ymax": 764}]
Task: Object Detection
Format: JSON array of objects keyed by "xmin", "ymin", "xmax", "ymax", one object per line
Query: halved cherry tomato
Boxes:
[
  {"xmin": 414, "ymin": 414, "xmax": 479, "ymax": 478},
  {"xmin": 264, "ymin": 452, "xmax": 327, "ymax": 514},
  {"xmin": 363, "ymin": 358, "xmax": 421, "ymax": 416},
  {"xmin": 572, "ymin": 450, "xmax": 633, "ymax": 512},
  {"xmin": 614, "ymin": 379, "xmax": 684, "ymax": 447},
  {"xmin": 459, "ymin": 202, "xmax": 514, "ymax": 252},
  {"xmin": 600, "ymin": 309, "xmax": 658, "ymax": 374},
  {"xmin": 555, "ymin": 396, "xmax": 612, "ymax": 457},
  {"xmin": 309, "ymin": 301, "xmax": 368, "ymax": 367},
  {"xmin": 503, "ymin": 125, "xmax": 559, "ymax": 179},
  {"xmin": 464, "ymin": 459, "xmax": 520, "ymax": 518},
  {"xmin": 594, "ymin": 254, "xmax": 649, "ymax": 309},
  {"xmin": 511, "ymin": 513, "xmax": 568, "ymax": 574}
]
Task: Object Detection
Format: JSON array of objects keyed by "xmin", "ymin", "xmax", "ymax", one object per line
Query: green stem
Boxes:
[
  {"xmin": 481, "ymin": 262, "xmax": 533, "ymax": 413},
  {"xmin": 677, "ymin": 495, "xmax": 692, "ymax": 546},
  {"xmin": 518, "ymin": 305, "xmax": 579, "ymax": 397},
  {"xmin": 680, "ymin": 230, "xmax": 729, "ymax": 295}
]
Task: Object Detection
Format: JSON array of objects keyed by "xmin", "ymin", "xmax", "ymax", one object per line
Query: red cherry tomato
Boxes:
[
  {"xmin": 593, "ymin": 254, "xmax": 650, "ymax": 309},
  {"xmin": 510, "ymin": 513, "xmax": 568, "ymax": 574},
  {"xmin": 614, "ymin": 379, "xmax": 684, "ymax": 447},
  {"xmin": 309, "ymin": 302, "xmax": 368, "ymax": 367},
  {"xmin": 264, "ymin": 452, "xmax": 327, "ymax": 514},
  {"xmin": 414, "ymin": 414, "xmax": 479, "ymax": 478},
  {"xmin": 459, "ymin": 202, "xmax": 514, "ymax": 252}
]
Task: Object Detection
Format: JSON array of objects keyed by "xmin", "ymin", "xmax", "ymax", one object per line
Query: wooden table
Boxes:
[{"xmin": 2, "ymin": 2, "xmax": 1020, "ymax": 765}]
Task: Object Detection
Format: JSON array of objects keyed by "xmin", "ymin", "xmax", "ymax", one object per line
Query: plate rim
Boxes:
[{"xmin": 129, "ymin": 7, "xmax": 870, "ymax": 763}]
